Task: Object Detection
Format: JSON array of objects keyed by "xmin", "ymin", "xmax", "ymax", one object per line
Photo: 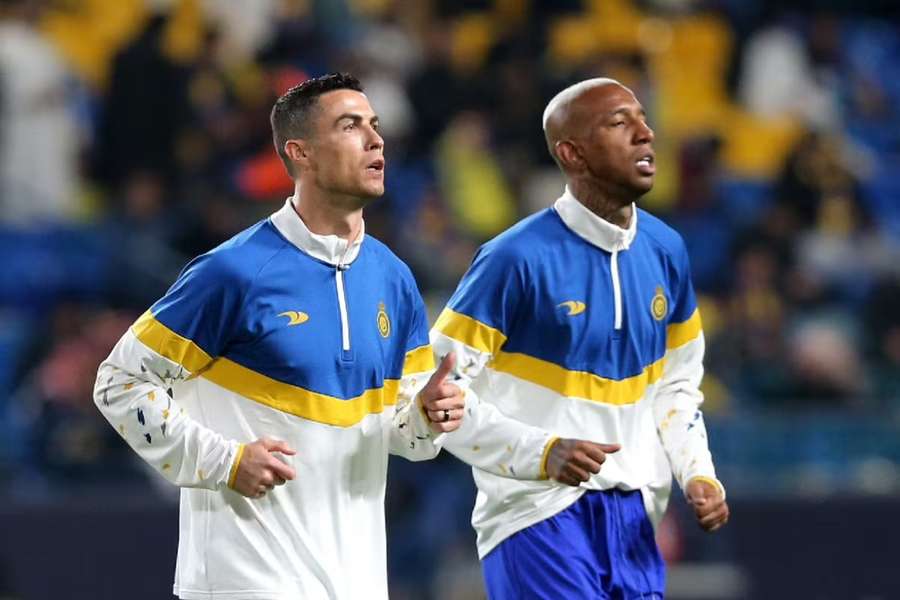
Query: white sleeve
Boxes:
[
  {"xmin": 653, "ymin": 331, "xmax": 725, "ymax": 497},
  {"xmin": 94, "ymin": 326, "xmax": 243, "ymax": 491},
  {"xmin": 430, "ymin": 330, "xmax": 557, "ymax": 480},
  {"xmin": 389, "ymin": 349, "xmax": 441, "ymax": 461}
]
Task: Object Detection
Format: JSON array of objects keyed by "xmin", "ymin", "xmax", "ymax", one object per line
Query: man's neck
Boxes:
[
  {"xmin": 291, "ymin": 183, "xmax": 363, "ymax": 242},
  {"xmin": 569, "ymin": 180, "xmax": 633, "ymax": 229}
]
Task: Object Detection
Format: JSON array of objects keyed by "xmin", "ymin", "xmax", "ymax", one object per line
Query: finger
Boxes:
[
  {"xmin": 691, "ymin": 494, "xmax": 722, "ymax": 514},
  {"xmin": 563, "ymin": 463, "xmax": 591, "ymax": 483},
  {"xmin": 260, "ymin": 438, "xmax": 297, "ymax": 456},
  {"xmin": 688, "ymin": 490, "xmax": 711, "ymax": 508},
  {"xmin": 596, "ymin": 443, "xmax": 621, "ymax": 454},
  {"xmin": 431, "ymin": 419, "xmax": 462, "ymax": 433},
  {"xmin": 427, "ymin": 409, "xmax": 463, "ymax": 432},
  {"xmin": 433, "ymin": 382, "xmax": 464, "ymax": 401},
  {"xmin": 259, "ymin": 472, "xmax": 275, "ymax": 487},
  {"xmin": 580, "ymin": 442, "xmax": 615, "ymax": 465},
  {"xmin": 427, "ymin": 407, "xmax": 462, "ymax": 422},
  {"xmin": 702, "ymin": 513, "xmax": 728, "ymax": 532},
  {"xmin": 269, "ymin": 457, "xmax": 297, "ymax": 481},
  {"xmin": 557, "ymin": 472, "xmax": 583, "ymax": 487},
  {"xmin": 274, "ymin": 475, "xmax": 287, "ymax": 486},
  {"xmin": 708, "ymin": 510, "xmax": 730, "ymax": 532},
  {"xmin": 699, "ymin": 504, "xmax": 729, "ymax": 528},
  {"xmin": 573, "ymin": 454, "xmax": 603, "ymax": 475},
  {"xmin": 424, "ymin": 394, "xmax": 465, "ymax": 412},
  {"xmin": 431, "ymin": 352, "xmax": 457, "ymax": 385}
]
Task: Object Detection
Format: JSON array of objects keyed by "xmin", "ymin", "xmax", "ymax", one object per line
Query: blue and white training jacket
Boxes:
[
  {"xmin": 433, "ymin": 187, "xmax": 725, "ymax": 558},
  {"xmin": 94, "ymin": 199, "xmax": 553, "ymax": 600}
]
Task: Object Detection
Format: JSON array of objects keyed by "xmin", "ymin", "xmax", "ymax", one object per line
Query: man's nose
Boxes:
[
  {"xmin": 367, "ymin": 128, "xmax": 384, "ymax": 151},
  {"xmin": 635, "ymin": 120, "xmax": 654, "ymax": 144}
]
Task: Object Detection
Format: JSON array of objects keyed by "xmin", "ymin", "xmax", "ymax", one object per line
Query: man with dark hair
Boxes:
[
  {"xmin": 269, "ymin": 73, "xmax": 363, "ymax": 176},
  {"xmin": 432, "ymin": 78, "xmax": 730, "ymax": 598},
  {"xmin": 93, "ymin": 73, "xmax": 593, "ymax": 599}
]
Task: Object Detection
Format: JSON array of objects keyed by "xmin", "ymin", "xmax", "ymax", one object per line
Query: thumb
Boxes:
[
  {"xmin": 688, "ymin": 480, "xmax": 712, "ymax": 505},
  {"xmin": 260, "ymin": 438, "xmax": 297, "ymax": 456},
  {"xmin": 430, "ymin": 352, "xmax": 456, "ymax": 386},
  {"xmin": 597, "ymin": 443, "xmax": 621, "ymax": 454}
]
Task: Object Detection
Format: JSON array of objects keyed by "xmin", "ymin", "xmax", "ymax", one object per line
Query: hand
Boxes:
[
  {"xmin": 685, "ymin": 478, "xmax": 729, "ymax": 532},
  {"xmin": 545, "ymin": 439, "xmax": 621, "ymax": 486},
  {"xmin": 232, "ymin": 438, "xmax": 297, "ymax": 499},
  {"xmin": 418, "ymin": 352, "xmax": 465, "ymax": 433}
]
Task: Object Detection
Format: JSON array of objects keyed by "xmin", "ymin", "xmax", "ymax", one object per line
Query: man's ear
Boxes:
[
  {"xmin": 285, "ymin": 139, "xmax": 311, "ymax": 169},
  {"xmin": 555, "ymin": 140, "xmax": 585, "ymax": 171}
]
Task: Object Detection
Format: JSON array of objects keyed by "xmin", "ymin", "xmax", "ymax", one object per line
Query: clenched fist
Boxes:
[
  {"xmin": 231, "ymin": 437, "xmax": 297, "ymax": 499},
  {"xmin": 545, "ymin": 439, "xmax": 621, "ymax": 486},
  {"xmin": 685, "ymin": 477, "xmax": 729, "ymax": 532},
  {"xmin": 417, "ymin": 353, "xmax": 465, "ymax": 433}
]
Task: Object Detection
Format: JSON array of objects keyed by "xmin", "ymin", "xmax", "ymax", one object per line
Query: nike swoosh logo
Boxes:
[
  {"xmin": 278, "ymin": 311, "xmax": 309, "ymax": 326},
  {"xmin": 557, "ymin": 301, "xmax": 586, "ymax": 316}
]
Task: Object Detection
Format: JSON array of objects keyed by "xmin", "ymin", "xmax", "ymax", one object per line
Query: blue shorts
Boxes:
[{"xmin": 481, "ymin": 489, "xmax": 665, "ymax": 599}]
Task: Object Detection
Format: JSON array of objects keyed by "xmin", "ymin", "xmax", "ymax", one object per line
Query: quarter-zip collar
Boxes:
[
  {"xmin": 553, "ymin": 186, "xmax": 637, "ymax": 252},
  {"xmin": 270, "ymin": 197, "xmax": 364, "ymax": 266}
]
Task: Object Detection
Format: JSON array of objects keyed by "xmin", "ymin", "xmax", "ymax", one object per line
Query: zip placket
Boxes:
[
  {"xmin": 335, "ymin": 265, "xmax": 350, "ymax": 351},
  {"xmin": 334, "ymin": 238, "xmax": 356, "ymax": 357},
  {"xmin": 611, "ymin": 248, "xmax": 623, "ymax": 330}
]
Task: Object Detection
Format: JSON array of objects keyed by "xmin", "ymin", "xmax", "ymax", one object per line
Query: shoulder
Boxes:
[
  {"xmin": 477, "ymin": 208, "xmax": 562, "ymax": 266},
  {"xmin": 362, "ymin": 234, "xmax": 418, "ymax": 287},
  {"xmin": 636, "ymin": 208, "xmax": 688, "ymax": 260},
  {"xmin": 183, "ymin": 219, "xmax": 289, "ymax": 288}
]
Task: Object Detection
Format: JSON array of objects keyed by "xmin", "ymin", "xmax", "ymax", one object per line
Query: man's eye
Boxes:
[
  {"xmin": 613, "ymin": 121, "xmax": 625, "ymax": 127},
  {"xmin": 344, "ymin": 123, "xmax": 355, "ymax": 131}
]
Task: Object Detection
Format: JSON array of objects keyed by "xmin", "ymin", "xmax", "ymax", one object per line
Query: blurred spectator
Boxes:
[
  {"xmin": 407, "ymin": 23, "xmax": 468, "ymax": 155},
  {"xmin": 102, "ymin": 170, "xmax": 190, "ymax": 309},
  {"xmin": 784, "ymin": 317, "xmax": 869, "ymax": 405},
  {"xmin": 0, "ymin": 0, "xmax": 80, "ymax": 225},
  {"xmin": 435, "ymin": 110, "xmax": 517, "ymax": 242},
  {"xmin": 94, "ymin": 12, "xmax": 189, "ymax": 189},
  {"xmin": 737, "ymin": 21, "xmax": 838, "ymax": 130},
  {"xmin": 13, "ymin": 306, "xmax": 146, "ymax": 488}
]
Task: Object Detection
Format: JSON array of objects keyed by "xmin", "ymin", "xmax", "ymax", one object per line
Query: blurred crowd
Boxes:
[{"xmin": 0, "ymin": 0, "xmax": 898, "ymax": 594}]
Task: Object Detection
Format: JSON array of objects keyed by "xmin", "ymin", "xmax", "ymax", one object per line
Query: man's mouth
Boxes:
[
  {"xmin": 636, "ymin": 153, "xmax": 655, "ymax": 175},
  {"xmin": 366, "ymin": 158, "xmax": 385, "ymax": 173}
]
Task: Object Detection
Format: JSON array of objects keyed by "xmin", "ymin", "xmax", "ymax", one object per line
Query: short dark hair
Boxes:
[{"xmin": 270, "ymin": 73, "xmax": 364, "ymax": 177}]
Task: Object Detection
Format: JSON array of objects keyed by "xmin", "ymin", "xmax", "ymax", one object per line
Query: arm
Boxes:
[
  {"xmin": 429, "ymin": 244, "xmax": 618, "ymax": 482},
  {"xmin": 389, "ymin": 344, "xmax": 443, "ymax": 461},
  {"xmin": 431, "ymin": 315, "xmax": 618, "ymax": 484},
  {"xmin": 388, "ymin": 277, "xmax": 463, "ymax": 461},
  {"xmin": 94, "ymin": 254, "xmax": 295, "ymax": 497},
  {"xmin": 653, "ymin": 325, "xmax": 723, "ymax": 493},
  {"xmin": 430, "ymin": 327, "xmax": 556, "ymax": 480},
  {"xmin": 654, "ymin": 326, "xmax": 728, "ymax": 530},
  {"xmin": 94, "ymin": 316, "xmax": 242, "ymax": 490},
  {"xmin": 654, "ymin": 242, "xmax": 728, "ymax": 530}
]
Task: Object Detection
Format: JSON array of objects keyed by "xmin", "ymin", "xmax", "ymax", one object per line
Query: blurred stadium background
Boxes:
[{"xmin": 0, "ymin": 0, "xmax": 898, "ymax": 598}]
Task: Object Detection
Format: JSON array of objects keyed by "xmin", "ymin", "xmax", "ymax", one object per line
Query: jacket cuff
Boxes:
[
  {"xmin": 686, "ymin": 475, "xmax": 726, "ymax": 500},
  {"xmin": 539, "ymin": 436, "xmax": 560, "ymax": 480},
  {"xmin": 226, "ymin": 443, "xmax": 246, "ymax": 490}
]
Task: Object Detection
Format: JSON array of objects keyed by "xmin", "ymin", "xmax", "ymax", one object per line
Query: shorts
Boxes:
[{"xmin": 481, "ymin": 488, "xmax": 665, "ymax": 599}]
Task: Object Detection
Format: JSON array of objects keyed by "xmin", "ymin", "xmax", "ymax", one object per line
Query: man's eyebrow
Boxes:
[
  {"xmin": 334, "ymin": 113, "xmax": 379, "ymax": 125},
  {"xmin": 608, "ymin": 106, "xmax": 647, "ymax": 118}
]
